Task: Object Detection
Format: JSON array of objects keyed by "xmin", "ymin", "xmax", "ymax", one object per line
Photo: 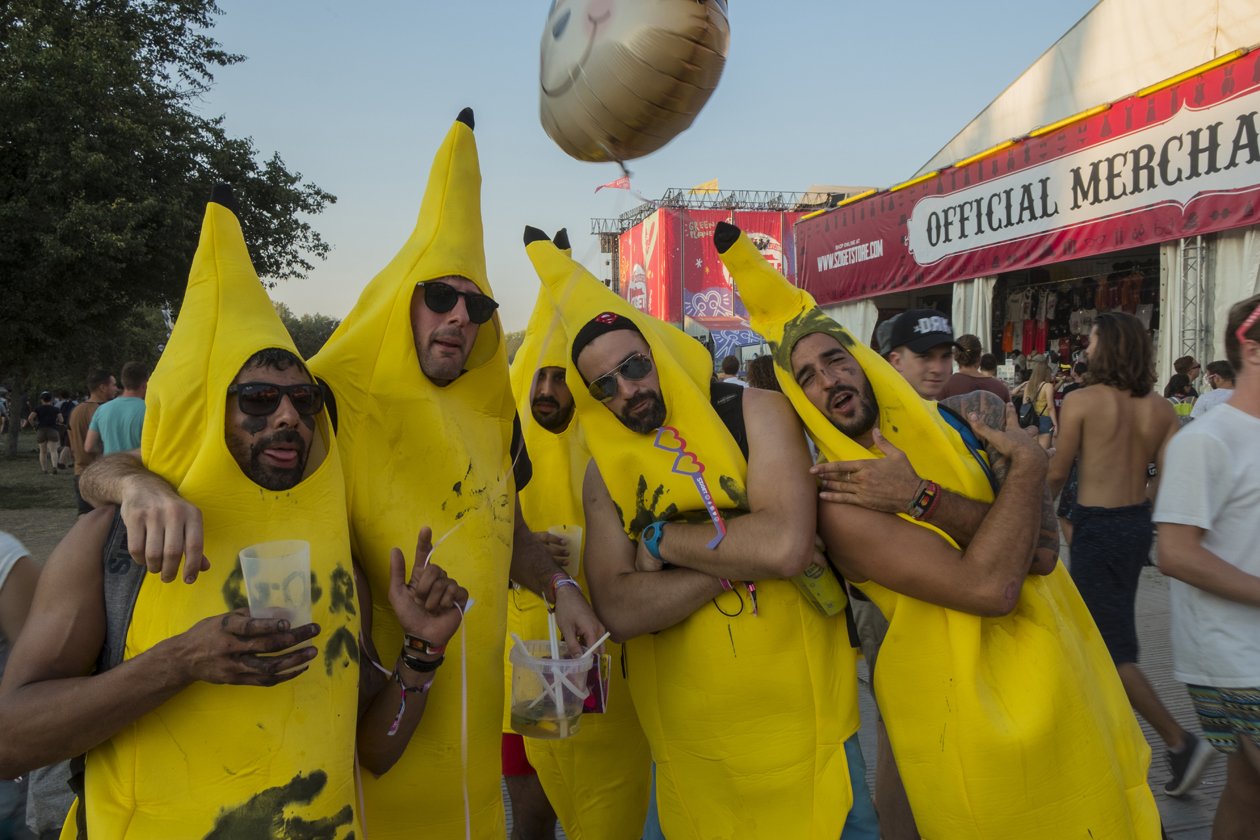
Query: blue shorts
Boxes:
[
  {"xmin": 1037, "ymin": 414, "xmax": 1054, "ymax": 434},
  {"xmin": 1070, "ymin": 501, "xmax": 1152, "ymax": 664}
]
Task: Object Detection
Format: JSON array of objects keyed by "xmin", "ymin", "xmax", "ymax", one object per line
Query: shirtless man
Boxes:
[{"xmin": 1049, "ymin": 310, "xmax": 1213, "ymax": 796}]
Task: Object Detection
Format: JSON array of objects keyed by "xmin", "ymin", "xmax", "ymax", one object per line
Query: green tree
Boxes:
[
  {"xmin": 274, "ymin": 302, "xmax": 340, "ymax": 360},
  {"xmin": 0, "ymin": 0, "xmax": 334, "ymax": 456}
]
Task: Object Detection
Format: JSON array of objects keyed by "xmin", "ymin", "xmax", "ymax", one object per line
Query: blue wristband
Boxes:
[{"xmin": 641, "ymin": 521, "xmax": 667, "ymax": 561}]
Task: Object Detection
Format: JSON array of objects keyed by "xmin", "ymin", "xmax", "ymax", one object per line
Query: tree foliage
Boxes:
[
  {"xmin": 274, "ymin": 302, "xmax": 340, "ymax": 360},
  {"xmin": 0, "ymin": 0, "xmax": 334, "ymax": 454}
]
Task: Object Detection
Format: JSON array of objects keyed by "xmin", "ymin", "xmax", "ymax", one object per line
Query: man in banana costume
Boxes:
[
  {"xmin": 78, "ymin": 110, "xmax": 602, "ymax": 838},
  {"xmin": 505, "ymin": 252, "xmax": 653, "ymax": 839},
  {"xmin": 715, "ymin": 220, "xmax": 1162, "ymax": 838},
  {"xmin": 0, "ymin": 188, "xmax": 363, "ymax": 838},
  {"xmin": 521, "ymin": 226, "xmax": 875, "ymax": 840}
]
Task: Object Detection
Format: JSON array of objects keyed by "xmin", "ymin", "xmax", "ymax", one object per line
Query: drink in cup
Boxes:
[{"xmin": 239, "ymin": 540, "xmax": 312, "ymax": 627}]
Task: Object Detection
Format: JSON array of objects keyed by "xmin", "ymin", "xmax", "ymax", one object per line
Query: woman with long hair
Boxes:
[{"xmin": 1017, "ymin": 355, "xmax": 1057, "ymax": 448}]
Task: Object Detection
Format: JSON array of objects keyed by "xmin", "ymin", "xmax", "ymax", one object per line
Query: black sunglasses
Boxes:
[
  {"xmin": 419, "ymin": 281, "xmax": 499, "ymax": 325},
  {"xmin": 227, "ymin": 382, "xmax": 325, "ymax": 417},
  {"xmin": 588, "ymin": 353, "xmax": 653, "ymax": 401}
]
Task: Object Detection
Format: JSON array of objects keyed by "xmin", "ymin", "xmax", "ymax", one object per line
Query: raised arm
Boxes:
[
  {"xmin": 357, "ymin": 528, "xmax": 467, "ymax": 776},
  {"xmin": 509, "ymin": 495, "xmax": 604, "ymax": 651},
  {"xmin": 642, "ymin": 388, "xmax": 818, "ymax": 580},
  {"xmin": 0, "ymin": 509, "xmax": 315, "ymax": 778},
  {"xmin": 78, "ymin": 453, "xmax": 209, "ymax": 583},
  {"xmin": 820, "ymin": 405, "xmax": 1047, "ymax": 617},
  {"xmin": 583, "ymin": 462, "xmax": 725, "ymax": 642}
]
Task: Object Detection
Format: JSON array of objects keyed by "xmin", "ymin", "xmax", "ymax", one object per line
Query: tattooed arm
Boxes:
[
  {"xmin": 814, "ymin": 390, "xmax": 1056, "ymax": 571},
  {"xmin": 943, "ymin": 390, "xmax": 1058, "ymax": 573}
]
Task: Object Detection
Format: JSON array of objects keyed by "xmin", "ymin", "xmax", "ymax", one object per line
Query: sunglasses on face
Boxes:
[
  {"xmin": 588, "ymin": 353, "xmax": 653, "ymax": 402},
  {"xmin": 227, "ymin": 382, "xmax": 325, "ymax": 417},
  {"xmin": 419, "ymin": 281, "xmax": 499, "ymax": 325}
]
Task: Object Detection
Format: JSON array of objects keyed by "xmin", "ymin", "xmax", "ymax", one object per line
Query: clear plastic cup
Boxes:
[
  {"xmin": 509, "ymin": 639, "xmax": 594, "ymax": 739},
  {"xmin": 547, "ymin": 524, "xmax": 584, "ymax": 577},
  {"xmin": 239, "ymin": 540, "xmax": 312, "ymax": 626}
]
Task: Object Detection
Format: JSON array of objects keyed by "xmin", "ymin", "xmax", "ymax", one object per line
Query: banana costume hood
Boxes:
[
  {"xmin": 309, "ymin": 109, "xmax": 515, "ymax": 839},
  {"xmin": 523, "ymin": 228, "xmax": 858, "ymax": 840},
  {"xmin": 507, "ymin": 268, "xmax": 652, "ymax": 839},
  {"xmin": 716, "ymin": 221, "xmax": 1159, "ymax": 839},
  {"xmin": 68, "ymin": 188, "xmax": 360, "ymax": 839}
]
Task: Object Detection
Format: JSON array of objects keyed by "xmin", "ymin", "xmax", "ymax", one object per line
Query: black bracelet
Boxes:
[{"xmin": 400, "ymin": 650, "xmax": 444, "ymax": 673}]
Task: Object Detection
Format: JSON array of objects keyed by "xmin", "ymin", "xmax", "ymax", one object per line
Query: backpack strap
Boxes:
[
  {"xmin": 936, "ymin": 404, "xmax": 999, "ymax": 494},
  {"xmin": 68, "ymin": 511, "xmax": 148, "ymax": 837},
  {"xmin": 709, "ymin": 382, "xmax": 749, "ymax": 460}
]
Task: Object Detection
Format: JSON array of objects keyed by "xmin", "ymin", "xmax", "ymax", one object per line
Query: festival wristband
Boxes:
[
  {"xmin": 641, "ymin": 520, "xmax": 667, "ymax": 560},
  {"xmin": 545, "ymin": 572, "xmax": 583, "ymax": 611},
  {"xmin": 403, "ymin": 634, "xmax": 447, "ymax": 657},
  {"xmin": 907, "ymin": 480, "xmax": 942, "ymax": 521},
  {"xmin": 400, "ymin": 650, "xmax": 444, "ymax": 673},
  {"xmin": 388, "ymin": 669, "xmax": 434, "ymax": 737}
]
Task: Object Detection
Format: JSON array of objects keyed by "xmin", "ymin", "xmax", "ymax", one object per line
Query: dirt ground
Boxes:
[
  {"xmin": 0, "ymin": 507, "xmax": 78, "ymax": 562},
  {"xmin": 0, "ymin": 434, "xmax": 83, "ymax": 559}
]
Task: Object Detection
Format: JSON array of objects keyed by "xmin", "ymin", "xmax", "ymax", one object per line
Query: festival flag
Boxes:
[
  {"xmin": 689, "ymin": 178, "xmax": 720, "ymax": 195},
  {"xmin": 594, "ymin": 175, "xmax": 631, "ymax": 193}
]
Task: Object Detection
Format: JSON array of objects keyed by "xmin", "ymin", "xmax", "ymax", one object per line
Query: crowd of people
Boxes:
[{"xmin": 0, "ymin": 109, "xmax": 1258, "ymax": 840}]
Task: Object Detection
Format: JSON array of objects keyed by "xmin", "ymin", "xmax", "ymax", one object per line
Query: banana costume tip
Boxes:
[
  {"xmin": 524, "ymin": 225, "xmax": 550, "ymax": 245},
  {"xmin": 714, "ymin": 221, "xmax": 740, "ymax": 253},
  {"xmin": 456, "ymin": 107, "xmax": 475, "ymax": 129},
  {"xmin": 210, "ymin": 183, "xmax": 240, "ymax": 217},
  {"xmin": 553, "ymin": 228, "xmax": 570, "ymax": 250}
]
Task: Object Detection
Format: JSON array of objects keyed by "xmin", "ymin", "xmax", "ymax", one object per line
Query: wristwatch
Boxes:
[{"xmin": 641, "ymin": 520, "xmax": 668, "ymax": 560}]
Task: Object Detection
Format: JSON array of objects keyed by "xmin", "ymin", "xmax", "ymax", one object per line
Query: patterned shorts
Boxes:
[{"xmin": 1187, "ymin": 684, "xmax": 1260, "ymax": 754}]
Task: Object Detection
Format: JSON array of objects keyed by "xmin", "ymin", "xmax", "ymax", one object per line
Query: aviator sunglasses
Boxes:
[
  {"xmin": 588, "ymin": 353, "xmax": 653, "ymax": 402},
  {"xmin": 227, "ymin": 382, "xmax": 325, "ymax": 417},
  {"xmin": 419, "ymin": 281, "xmax": 499, "ymax": 325}
]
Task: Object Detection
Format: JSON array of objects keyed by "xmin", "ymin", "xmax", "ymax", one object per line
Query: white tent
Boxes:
[{"xmin": 917, "ymin": 0, "xmax": 1260, "ymax": 176}]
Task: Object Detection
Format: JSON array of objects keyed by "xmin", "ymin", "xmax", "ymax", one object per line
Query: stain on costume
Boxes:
[
  {"xmin": 328, "ymin": 567, "xmax": 355, "ymax": 615},
  {"xmin": 204, "ymin": 771, "xmax": 354, "ymax": 840},
  {"xmin": 323, "ymin": 626, "xmax": 359, "ymax": 675}
]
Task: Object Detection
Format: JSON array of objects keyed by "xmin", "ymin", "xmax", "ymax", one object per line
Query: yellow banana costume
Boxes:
[
  {"xmin": 716, "ymin": 222, "xmax": 1160, "ymax": 839},
  {"xmin": 506, "ymin": 281, "xmax": 652, "ymax": 839},
  {"xmin": 523, "ymin": 228, "xmax": 858, "ymax": 840},
  {"xmin": 309, "ymin": 110, "xmax": 515, "ymax": 839},
  {"xmin": 66, "ymin": 189, "xmax": 360, "ymax": 839}
]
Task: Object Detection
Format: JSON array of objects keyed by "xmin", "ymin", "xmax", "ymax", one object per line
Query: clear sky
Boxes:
[{"xmin": 198, "ymin": 0, "xmax": 1098, "ymax": 331}]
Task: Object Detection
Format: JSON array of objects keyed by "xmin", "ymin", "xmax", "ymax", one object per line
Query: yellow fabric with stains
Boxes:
[
  {"xmin": 68, "ymin": 197, "xmax": 360, "ymax": 839},
  {"xmin": 523, "ymin": 232, "xmax": 858, "ymax": 840},
  {"xmin": 718, "ymin": 225, "xmax": 1160, "ymax": 839},
  {"xmin": 505, "ymin": 285, "xmax": 652, "ymax": 839},
  {"xmin": 309, "ymin": 112, "xmax": 514, "ymax": 839}
]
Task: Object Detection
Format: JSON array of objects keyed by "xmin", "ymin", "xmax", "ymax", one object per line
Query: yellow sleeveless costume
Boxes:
[
  {"xmin": 717, "ymin": 223, "xmax": 1160, "ymax": 839},
  {"xmin": 310, "ymin": 110, "xmax": 515, "ymax": 839},
  {"xmin": 505, "ymin": 283, "xmax": 652, "ymax": 839},
  {"xmin": 65, "ymin": 193, "xmax": 360, "ymax": 838},
  {"xmin": 523, "ymin": 230, "xmax": 858, "ymax": 840}
]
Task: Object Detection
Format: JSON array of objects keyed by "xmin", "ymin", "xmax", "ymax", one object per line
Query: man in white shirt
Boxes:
[
  {"xmin": 1155, "ymin": 293, "xmax": 1260, "ymax": 839},
  {"xmin": 1188, "ymin": 360, "xmax": 1235, "ymax": 420}
]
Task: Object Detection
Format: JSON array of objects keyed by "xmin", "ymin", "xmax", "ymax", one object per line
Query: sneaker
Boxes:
[{"xmin": 1164, "ymin": 731, "xmax": 1215, "ymax": 796}]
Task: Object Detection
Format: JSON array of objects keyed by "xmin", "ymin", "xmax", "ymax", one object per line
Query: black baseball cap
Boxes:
[{"xmin": 887, "ymin": 310, "xmax": 958, "ymax": 354}]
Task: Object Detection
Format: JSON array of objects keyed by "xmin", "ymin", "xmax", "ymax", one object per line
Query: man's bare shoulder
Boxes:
[{"xmin": 48, "ymin": 507, "xmax": 118, "ymax": 572}]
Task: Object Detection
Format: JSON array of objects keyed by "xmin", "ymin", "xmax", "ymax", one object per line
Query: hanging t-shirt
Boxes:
[
  {"xmin": 1002, "ymin": 322, "xmax": 1015, "ymax": 353},
  {"xmin": 1153, "ymin": 404, "xmax": 1260, "ymax": 687}
]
